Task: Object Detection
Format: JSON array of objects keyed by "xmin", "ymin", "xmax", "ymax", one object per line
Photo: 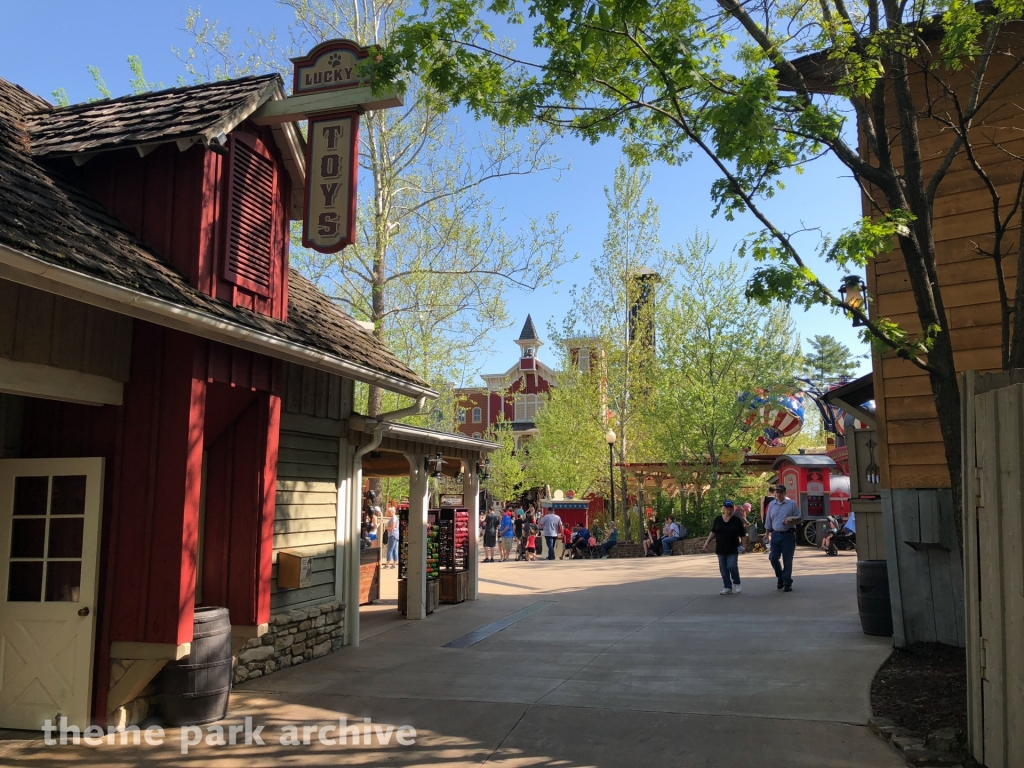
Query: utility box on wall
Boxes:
[{"xmin": 277, "ymin": 550, "xmax": 313, "ymax": 589}]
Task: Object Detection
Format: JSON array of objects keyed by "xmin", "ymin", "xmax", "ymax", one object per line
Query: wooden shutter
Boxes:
[{"xmin": 223, "ymin": 133, "xmax": 276, "ymax": 297}]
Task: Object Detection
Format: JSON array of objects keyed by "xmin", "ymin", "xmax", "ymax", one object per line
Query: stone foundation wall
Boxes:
[
  {"xmin": 608, "ymin": 543, "xmax": 645, "ymax": 558},
  {"xmin": 233, "ymin": 600, "xmax": 345, "ymax": 685},
  {"xmin": 671, "ymin": 538, "xmax": 708, "ymax": 555}
]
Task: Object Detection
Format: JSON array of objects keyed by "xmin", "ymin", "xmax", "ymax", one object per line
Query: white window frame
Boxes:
[
  {"xmin": 472, "ymin": 407, "xmax": 482, "ymax": 423},
  {"xmin": 526, "ymin": 394, "xmax": 538, "ymax": 420},
  {"xmin": 578, "ymin": 348, "xmax": 591, "ymax": 373},
  {"xmin": 458, "ymin": 408, "xmax": 467, "ymax": 424}
]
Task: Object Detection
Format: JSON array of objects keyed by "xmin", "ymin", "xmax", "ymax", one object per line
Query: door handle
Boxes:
[{"xmin": 78, "ymin": 607, "xmax": 90, "ymax": 617}]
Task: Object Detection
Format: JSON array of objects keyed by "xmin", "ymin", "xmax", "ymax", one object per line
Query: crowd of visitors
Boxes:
[{"xmin": 477, "ymin": 483, "xmax": 812, "ymax": 598}]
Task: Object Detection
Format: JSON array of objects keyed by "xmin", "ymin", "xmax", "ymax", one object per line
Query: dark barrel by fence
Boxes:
[
  {"xmin": 159, "ymin": 606, "xmax": 232, "ymax": 725},
  {"xmin": 857, "ymin": 560, "xmax": 894, "ymax": 636}
]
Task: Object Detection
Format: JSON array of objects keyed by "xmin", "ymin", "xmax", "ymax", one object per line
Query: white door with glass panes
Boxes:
[{"xmin": 0, "ymin": 459, "xmax": 103, "ymax": 730}]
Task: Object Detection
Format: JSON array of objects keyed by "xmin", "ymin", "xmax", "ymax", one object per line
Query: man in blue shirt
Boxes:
[
  {"xmin": 570, "ymin": 524, "xmax": 591, "ymax": 558},
  {"xmin": 764, "ymin": 484, "xmax": 800, "ymax": 591},
  {"xmin": 498, "ymin": 511, "xmax": 515, "ymax": 562}
]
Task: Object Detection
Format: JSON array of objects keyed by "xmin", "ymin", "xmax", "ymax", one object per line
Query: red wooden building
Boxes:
[
  {"xmin": 454, "ymin": 316, "xmax": 554, "ymax": 446},
  {"xmin": 0, "ymin": 74, "xmax": 433, "ymax": 730}
]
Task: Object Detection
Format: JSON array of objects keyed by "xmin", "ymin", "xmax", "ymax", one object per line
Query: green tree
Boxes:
[
  {"xmin": 802, "ymin": 335, "xmax": 862, "ymax": 384},
  {"xmin": 551, "ymin": 160, "xmax": 662, "ymax": 541},
  {"xmin": 483, "ymin": 418, "xmax": 527, "ymax": 503},
  {"xmin": 376, "ymin": 0, "xmax": 1024, "ymax": 554},
  {"xmin": 179, "ymin": 0, "xmax": 569, "ymax": 425},
  {"xmin": 525, "ymin": 366, "xmax": 607, "ymax": 496},
  {"xmin": 127, "ymin": 55, "xmax": 164, "ymax": 94},
  {"xmin": 648, "ymin": 234, "xmax": 802, "ymax": 528},
  {"xmin": 60, "ymin": 56, "xmax": 163, "ymax": 105}
]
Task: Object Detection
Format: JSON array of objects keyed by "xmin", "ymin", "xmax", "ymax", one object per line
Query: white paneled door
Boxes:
[{"xmin": 0, "ymin": 458, "xmax": 103, "ymax": 730}]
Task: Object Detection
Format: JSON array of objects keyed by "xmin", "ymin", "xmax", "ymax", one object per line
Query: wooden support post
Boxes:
[
  {"xmin": 405, "ymin": 453, "xmax": 429, "ymax": 620},
  {"xmin": 962, "ymin": 371, "xmax": 984, "ymax": 764},
  {"xmin": 344, "ymin": 443, "xmax": 362, "ymax": 646},
  {"xmin": 463, "ymin": 459, "xmax": 480, "ymax": 601}
]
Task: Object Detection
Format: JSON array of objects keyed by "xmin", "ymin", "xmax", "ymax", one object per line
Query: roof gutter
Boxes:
[{"xmin": 0, "ymin": 244, "xmax": 438, "ymax": 401}]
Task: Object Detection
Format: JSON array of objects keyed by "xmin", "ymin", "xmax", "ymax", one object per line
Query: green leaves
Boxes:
[
  {"xmin": 648, "ymin": 235, "xmax": 802, "ymax": 472},
  {"xmin": 484, "ymin": 418, "xmax": 528, "ymax": 501},
  {"xmin": 823, "ymin": 211, "xmax": 916, "ymax": 269},
  {"xmin": 525, "ymin": 369, "xmax": 608, "ymax": 495}
]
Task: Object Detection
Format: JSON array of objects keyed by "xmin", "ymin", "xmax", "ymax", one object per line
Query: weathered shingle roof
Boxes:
[
  {"xmin": 0, "ymin": 80, "xmax": 49, "ymax": 123},
  {"xmin": 0, "ymin": 76, "xmax": 430, "ymax": 394},
  {"xmin": 518, "ymin": 314, "xmax": 539, "ymax": 341},
  {"xmin": 25, "ymin": 75, "xmax": 282, "ymax": 158}
]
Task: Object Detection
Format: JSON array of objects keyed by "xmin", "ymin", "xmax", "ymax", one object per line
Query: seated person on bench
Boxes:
[
  {"xmin": 661, "ymin": 516, "xmax": 682, "ymax": 555},
  {"xmin": 600, "ymin": 522, "xmax": 619, "ymax": 558},
  {"xmin": 570, "ymin": 524, "xmax": 592, "ymax": 558}
]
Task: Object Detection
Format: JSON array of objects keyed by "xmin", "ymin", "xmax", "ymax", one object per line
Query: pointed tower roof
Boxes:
[{"xmin": 518, "ymin": 315, "xmax": 539, "ymax": 341}]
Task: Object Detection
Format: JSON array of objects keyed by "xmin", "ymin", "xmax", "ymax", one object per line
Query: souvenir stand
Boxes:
[
  {"xmin": 397, "ymin": 504, "xmax": 442, "ymax": 615},
  {"xmin": 540, "ymin": 497, "xmax": 592, "ymax": 532},
  {"xmin": 437, "ymin": 494, "xmax": 470, "ymax": 603}
]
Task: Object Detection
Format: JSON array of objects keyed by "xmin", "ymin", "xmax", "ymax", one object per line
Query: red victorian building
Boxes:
[
  {"xmin": 454, "ymin": 316, "xmax": 557, "ymax": 447},
  {"xmin": 0, "ymin": 74, "xmax": 436, "ymax": 731}
]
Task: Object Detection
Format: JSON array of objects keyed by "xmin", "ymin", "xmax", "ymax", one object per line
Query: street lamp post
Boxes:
[{"xmin": 605, "ymin": 429, "xmax": 617, "ymax": 522}]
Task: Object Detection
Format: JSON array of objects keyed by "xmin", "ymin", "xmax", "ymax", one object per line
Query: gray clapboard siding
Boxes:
[
  {"xmin": 271, "ymin": 582, "xmax": 337, "ymax": 610},
  {"xmin": 275, "ymin": 502, "xmax": 336, "ymax": 521},
  {"xmin": 279, "ymin": 432, "xmax": 340, "ymax": 452},
  {"xmin": 277, "ymin": 463, "xmax": 337, "ymax": 481},
  {"xmin": 273, "ymin": 516, "xmax": 336, "ymax": 535},
  {"xmin": 272, "ymin": 426, "xmax": 341, "ymax": 611},
  {"xmin": 279, "ymin": 447, "xmax": 341, "ymax": 467},
  {"xmin": 273, "ymin": 529, "xmax": 336, "ymax": 550}
]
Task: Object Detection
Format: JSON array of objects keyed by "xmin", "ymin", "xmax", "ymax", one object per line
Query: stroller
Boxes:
[
  {"xmin": 821, "ymin": 516, "xmax": 856, "ymax": 555},
  {"xmin": 564, "ymin": 534, "xmax": 598, "ymax": 559}
]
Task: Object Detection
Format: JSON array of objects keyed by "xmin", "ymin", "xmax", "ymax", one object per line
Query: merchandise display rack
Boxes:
[
  {"xmin": 438, "ymin": 508, "xmax": 470, "ymax": 571},
  {"xmin": 426, "ymin": 510, "xmax": 440, "ymax": 581},
  {"xmin": 397, "ymin": 505, "xmax": 410, "ymax": 580},
  {"xmin": 396, "ymin": 505, "xmax": 464, "ymax": 612}
]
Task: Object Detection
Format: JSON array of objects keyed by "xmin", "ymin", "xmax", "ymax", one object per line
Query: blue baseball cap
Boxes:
[{"xmin": 723, "ymin": 500, "xmax": 734, "ymax": 508}]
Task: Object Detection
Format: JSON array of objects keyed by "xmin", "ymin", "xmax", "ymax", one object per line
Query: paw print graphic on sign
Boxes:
[{"xmin": 328, "ymin": 53, "xmax": 343, "ymax": 68}]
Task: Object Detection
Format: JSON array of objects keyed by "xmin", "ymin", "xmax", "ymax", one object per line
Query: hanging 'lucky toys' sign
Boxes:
[
  {"xmin": 292, "ymin": 39, "xmax": 367, "ymax": 95},
  {"xmin": 302, "ymin": 111, "xmax": 360, "ymax": 252},
  {"xmin": 294, "ymin": 40, "xmax": 371, "ymax": 253}
]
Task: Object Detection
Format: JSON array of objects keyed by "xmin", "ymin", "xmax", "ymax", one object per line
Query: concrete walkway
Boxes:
[{"xmin": 1, "ymin": 549, "xmax": 903, "ymax": 767}]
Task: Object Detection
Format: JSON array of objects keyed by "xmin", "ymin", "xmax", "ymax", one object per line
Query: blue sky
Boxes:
[{"xmin": 0, "ymin": 0, "xmax": 872, "ymax": 382}]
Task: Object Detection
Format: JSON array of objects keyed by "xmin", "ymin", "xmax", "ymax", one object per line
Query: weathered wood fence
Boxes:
[
  {"xmin": 882, "ymin": 488, "xmax": 965, "ymax": 647},
  {"xmin": 962, "ymin": 370, "xmax": 1024, "ymax": 768}
]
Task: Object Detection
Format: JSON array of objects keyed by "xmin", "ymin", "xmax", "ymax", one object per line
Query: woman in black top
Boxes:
[
  {"xmin": 483, "ymin": 509, "xmax": 500, "ymax": 562},
  {"xmin": 703, "ymin": 501, "xmax": 747, "ymax": 594}
]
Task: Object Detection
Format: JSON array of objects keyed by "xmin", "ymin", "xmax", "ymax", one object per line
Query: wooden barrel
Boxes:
[
  {"xmin": 159, "ymin": 606, "xmax": 232, "ymax": 725},
  {"xmin": 856, "ymin": 560, "xmax": 894, "ymax": 637}
]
